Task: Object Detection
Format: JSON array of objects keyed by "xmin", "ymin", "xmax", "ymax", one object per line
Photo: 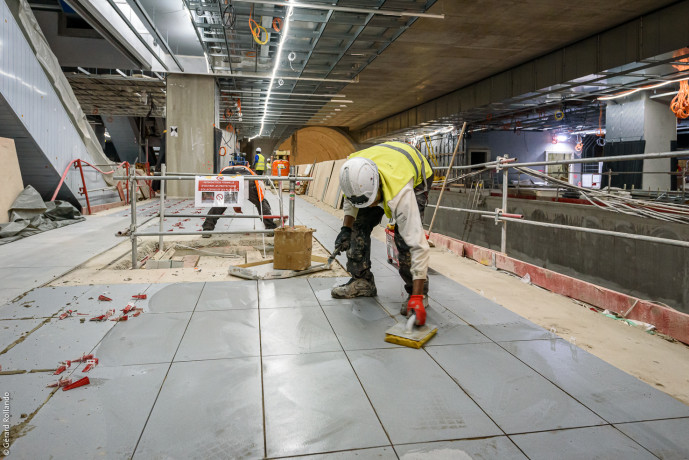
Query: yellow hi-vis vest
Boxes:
[
  {"xmin": 349, "ymin": 141, "xmax": 433, "ymax": 218},
  {"xmin": 254, "ymin": 153, "xmax": 266, "ymax": 171}
]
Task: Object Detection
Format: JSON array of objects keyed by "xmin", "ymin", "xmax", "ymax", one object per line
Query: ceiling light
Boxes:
[
  {"xmin": 556, "ymin": 134, "xmax": 568, "ymax": 142},
  {"xmin": 77, "ymin": 67, "xmax": 90, "ymax": 75},
  {"xmin": 249, "ymin": 1, "xmax": 294, "ymax": 140},
  {"xmin": 116, "ymin": 69, "xmax": 127, "ymax": 78}
]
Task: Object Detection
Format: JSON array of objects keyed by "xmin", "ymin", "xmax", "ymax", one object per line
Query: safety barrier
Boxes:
[{"xmin": 114, "ymin": 166, "xmax": 312, "ymax": 269}]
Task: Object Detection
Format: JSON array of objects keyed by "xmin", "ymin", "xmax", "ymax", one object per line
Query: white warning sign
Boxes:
[{"xmin": 194, "ymin": 175, "xmax": 244, "ymax": 208}]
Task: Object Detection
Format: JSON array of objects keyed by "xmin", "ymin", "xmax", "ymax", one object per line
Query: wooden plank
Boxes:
[
  {"xmin": 307, "ymin": 162, "xmax": 321, "ymax": 197},
  {"xmin": 314, "ymin": 160, "xmax": 335, "ymax": 202},
  {"xmin": 0, "ymin": 138, "xmax": 24, "ymax": 223}
]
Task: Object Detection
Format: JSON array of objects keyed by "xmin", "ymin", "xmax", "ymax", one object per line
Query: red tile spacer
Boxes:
[
  {"xmin": 132, "ymin": 294, "xmax": 147, "ymax": 300},
  {"xmin": 54, "ymin": 365, "xmax": 66, "ymax": 375},
  {"xmin": 98, "ymin": 295, "xmax": 112, "ymax": 301},
  {"xmin": 90, "ymin": 315, "xmax": 106, "ymax": 322},
  {"xmin": 62, "ymin": 376, "xmax": 90, "ymax": 391}
]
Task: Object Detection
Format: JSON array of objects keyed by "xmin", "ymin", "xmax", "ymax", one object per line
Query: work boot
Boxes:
[
  {"xmin": 331, "ymin": 278, "xmax": 377, "ymax": 299},
  {"xmin": 400, "ymin": 295, "xmax": 429, "ymax": 316}
]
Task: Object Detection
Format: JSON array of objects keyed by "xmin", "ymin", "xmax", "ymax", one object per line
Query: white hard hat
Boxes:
[
  {"xmin": 340, "ymin": 157, "xmax": 379, "ymax": 208},
  {"xmin": 256, "ymin": 147, "xmax": 262, "ymax": 153}
]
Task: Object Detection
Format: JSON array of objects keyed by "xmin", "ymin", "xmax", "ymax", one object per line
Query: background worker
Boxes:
[
  {"xmin": 253, "ymin": 147, "xmax": 266, "ymax": 175},
  {"xmin": 333, "ymin": 141, "xmax": 433, "ymax": 326},
  {"xmin": 202, "ymin": 164, "xmax": 277, "ymax": 237}
]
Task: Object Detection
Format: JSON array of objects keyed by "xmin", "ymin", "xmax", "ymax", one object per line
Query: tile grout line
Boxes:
[
  {"xmin": 306, "ymin": 279, "xmax": 400, "ymax": 459},
  {"xmin": 489, "ymin": 338, "xmax": 663, "ymax": 458},
  {"xmin": 129, "ymin": 281, "xmax": 207, "ymax": 459},
  {"xmin": 420, "ymin": 347, "xmax": 526, "ymax": 456},
  {"xmin": 257, "ymin": 280, "xmax": 269, "ymax": 458}
]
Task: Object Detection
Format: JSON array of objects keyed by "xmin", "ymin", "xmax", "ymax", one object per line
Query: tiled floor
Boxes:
[{"xmin": 1, "ymin": 197, "xmax": 688, "ymax": 459}]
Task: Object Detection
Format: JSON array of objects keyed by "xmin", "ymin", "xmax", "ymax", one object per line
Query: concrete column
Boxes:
[
  {"xmin": 606, "ymin": 93, "xmax": 677, "ymax": 191},
  {"xmin": 166, "ymin": 74, "xmax": 216, "ymax": 196}
]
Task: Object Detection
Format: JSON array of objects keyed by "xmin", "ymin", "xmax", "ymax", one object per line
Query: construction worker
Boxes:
[
  {"xmin": 202, "ymin": 164, "xmax": 277, "ymax": 237},
  {"xmin": 332, "ymin": 141, "xmax": 433, "ymax": 326},
  {"xmin": 253, "ymin": 147, "xmax": 266, "ymax": 175}
]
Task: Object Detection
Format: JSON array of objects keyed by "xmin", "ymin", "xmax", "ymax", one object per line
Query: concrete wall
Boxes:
[
  {"xmin": 425, "ymin": 190, "xmax": 689, "ymax": 313},
  {"xmin": 606, "ymin": 93, "xmax": 677, "ymax": 191},
  {"xmin": 643, "ymin": 95, "xmax": 676, "ymax": 191},
  {"xmin": 166, "ymin": 74, "xmax": 215, "ymax": 196}
]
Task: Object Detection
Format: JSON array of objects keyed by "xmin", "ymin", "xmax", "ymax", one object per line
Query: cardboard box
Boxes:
[{"xmin": 273, "ymin": 226, "xmax": 314, "ymax": 270}]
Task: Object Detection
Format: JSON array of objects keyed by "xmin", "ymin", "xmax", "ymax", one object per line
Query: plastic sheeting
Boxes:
[{"xmin": 0, "ymin": 185, "xmax": 84, "ymax": 244}]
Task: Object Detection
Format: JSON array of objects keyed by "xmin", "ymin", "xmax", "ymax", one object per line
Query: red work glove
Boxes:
[{"xmin": 407, "ymin": 295, "xmax": 426, "ymax": 326}]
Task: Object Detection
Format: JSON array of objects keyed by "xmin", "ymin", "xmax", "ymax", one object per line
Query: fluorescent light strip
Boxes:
[
  {"xmin": 597, "ymin": 77, "xmax": 687, "ymax": 101},
  {"xmin": 221, "ymin": 89, "xmax": 346, "ymax": 98},
  {"xmin": 249, "ymin": 1, "xmax": 294, "ymax": 140}
]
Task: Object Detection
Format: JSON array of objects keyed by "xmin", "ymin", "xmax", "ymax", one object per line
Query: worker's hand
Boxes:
[
  {"xmin": 335, "ymin": 226, "xmax": 352, "ymax": 252},
  {"xmin": 407, "ymin": 295, "xmax": 426, "ymax": 326}
]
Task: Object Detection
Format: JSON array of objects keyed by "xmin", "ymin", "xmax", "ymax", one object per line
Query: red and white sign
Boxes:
[{"xmin": 194, "ymin": 175, "xmax": 244, "ymax": 207}]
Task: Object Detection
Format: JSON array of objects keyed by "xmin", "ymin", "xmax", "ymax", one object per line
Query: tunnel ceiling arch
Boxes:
[{"xmin": 277, "ymin": 127, "xmax": 357, "ymax": 165}]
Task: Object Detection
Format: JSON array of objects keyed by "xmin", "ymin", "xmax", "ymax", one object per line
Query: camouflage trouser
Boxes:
[
  {"xmin": 347, "ymin": 176, "xmax": 433, "ymax": 294},
  {"xmin": 203, "ymin": 181, "xmax": 277, "ymax": 230}
]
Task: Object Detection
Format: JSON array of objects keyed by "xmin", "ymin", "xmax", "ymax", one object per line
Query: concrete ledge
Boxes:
[{"xmin": 428, "ymin": 231, "xmax": 689, "ymax": 345}]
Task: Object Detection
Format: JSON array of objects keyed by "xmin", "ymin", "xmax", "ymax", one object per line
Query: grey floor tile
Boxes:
[
  {"xmin": 196, "ymin": 280, "xmax": 258, "ymax": 310},
  {"xmin": 175, "ymin": 310, "xmax": 260, "ymax": 361},
  {"xmin": 263, "ymin": 351, "xmax": 389, "ymax": 457},
  {"xmin": 501, "ymin": 339, "xmax": 689, "ymax": 423},
  {"xmin": 1, "ymin": 317, "xmax": 115, "ymax": 370},
  {"xmin": 145, "ymin": 282, "xmax": 206, "ymax": 313},
  {"xmin": 10, "ymin": 364, "xmax": 167, "ymax": 460},
  {"xmin": 0, "ymin": 318, "xmax": 45, "ymax": 352},
  {"xmin": 0, "ymin": 266, "xmax": 73, "ymax": 291},
  {"xmin": 423, "ymin": 303, "xmax": 491, "ymax": 347},
  {"xmin": 615, "ymin": 418, "xmax": 689, "ymax": 460},
  {"xmin": 260, "ymin": 307, "xmax": 341, "ymax": 356},
  {"xmin": 259, "ymin": 278, "xmax": 320, "ymax": 308},
  {"xmin": 321, "ymin": 299, "xmax": 397, "ymax": 351},
  {"xmin": 348, "ymin": 348, "xmax": 501, "ymax": 444},
  {"xmin": 135, "ymin": 358, "xmax": 263, "ymax": 459},
  {"xmin": 0, "ymin": 372, "xmax": 55, "ymax": 429},
  {"xmin": 73, "ymin": 283, "xmax": 152, "ymax": 315},
  {"xmin": 510, "ymin": 426, "xmax": 656, "ymax": 460},
  {"xmin": 474, "ymin": 320, "xmax": 551, "ymax": 342},
  {"xmin": 0, "ymin": 285, "xmax": 91, "ymax": 319},
  {"xmin": 428, "ymin": 343, "xmax": 604, "ymax": 433},
  {"xmin": 94, "ymin": 312, "xmax": 191, "ymax": 366},
  {"xmin": 0, "ymin": 289, "xmax": 27, "ymax": 306},
  {"xmin": 394, "ymin": 436, "xmax": 527, "ymax": 459},
  {"xmin": 285, "ymin": 447, "xmax": 397, "ymax": 459},
  {"xmin": 427, "ymin": 280, "xmax": 550, "ymax": 341},
  {"xmin": 308, "ymin": 277, "xmax": 350, "ymax": 302},
  {"xmin": 373, "ymin": 278, "xmax": 410, "ymax": 306}
]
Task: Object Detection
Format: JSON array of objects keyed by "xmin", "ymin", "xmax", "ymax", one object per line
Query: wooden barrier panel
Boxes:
[{"xmin": 312, "ymin": 160, "xmax": 335, "ymax": 202}]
